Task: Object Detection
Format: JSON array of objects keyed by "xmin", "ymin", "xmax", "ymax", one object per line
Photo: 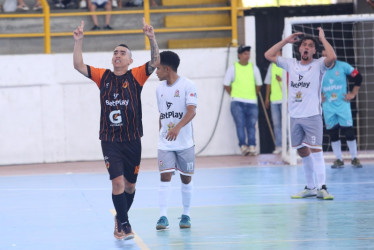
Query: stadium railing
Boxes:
[{"xmin": 0, "ymin": 0, "xmax": 249, "ymax": 53}]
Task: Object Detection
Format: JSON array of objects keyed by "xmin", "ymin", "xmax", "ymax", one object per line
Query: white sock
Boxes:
[
  {"xmin": 331, "ymin": 140, "xmax": 342, "ymax": 160},
  {"xmin": 347, "ymin": 140, "xmax": 358, "ymax": 159},
  {"xmin": 181, "ymin": 181, "xmax": 193, "ymax": 216},
  {"xmin": 302, "ymin": 155, "xmax": 315, "ymax": 189},
  {"xmin": 159, "ymin": 181, "xmax": 171, "ymax": 217},
  {"xmin": 311, "ymin": 151, "xmax": 326, "ymax": 189}
]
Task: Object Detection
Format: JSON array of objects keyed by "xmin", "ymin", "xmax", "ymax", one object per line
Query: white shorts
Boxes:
[
  {"xmin": 290, "ymin": 115, "xmax": 323, "ymax": 149},
  {"xmin": 158, "ymin": 146, "xmax": 195, "ymax": 176}
]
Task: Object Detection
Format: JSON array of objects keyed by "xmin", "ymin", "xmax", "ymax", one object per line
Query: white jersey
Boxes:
[
  {"xmin": 277, "ymin": 57, "xmax": 328, "ymax": 118},
  {"xmin": 156, "ymin": 76, "xmax": 197, "ymax": 151}
]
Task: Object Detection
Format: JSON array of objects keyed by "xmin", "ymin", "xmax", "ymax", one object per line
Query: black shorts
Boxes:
[{"xmin": 101, "ymin": 139, "xmax": 141, "ymax": 183}]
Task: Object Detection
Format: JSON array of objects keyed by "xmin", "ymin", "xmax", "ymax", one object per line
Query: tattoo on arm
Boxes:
[{"xmin": 148, "ymin": 38, "xmax": 159, "ymax": 74}]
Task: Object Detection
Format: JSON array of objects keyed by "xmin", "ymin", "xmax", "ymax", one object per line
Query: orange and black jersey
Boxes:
[{"xmin": 87, "ymin": 63, "xmax": 151, "ymax": 142}]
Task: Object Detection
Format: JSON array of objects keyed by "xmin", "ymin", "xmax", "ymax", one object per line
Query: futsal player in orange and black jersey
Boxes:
[{"xmin": 73, "ymin": 18, "xmax": 159, "ymax": 240}]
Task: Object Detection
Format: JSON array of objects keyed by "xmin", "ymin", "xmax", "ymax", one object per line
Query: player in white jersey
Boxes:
[
  {"xmin": 321, "ymin": 49, "xmax": 363, "ymax": 168},
  {"xmin": 265, "ymin": 27, "xmax": 336, "ymax": 200},
  {"xmin": 155, "ymin": 51, "xmax": 197, "ymax": 230}
]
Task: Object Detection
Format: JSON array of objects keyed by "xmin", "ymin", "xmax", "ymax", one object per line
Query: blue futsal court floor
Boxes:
[{"xmin": 1, "ymin": 160, "xmax": 374, "ymax": 250}]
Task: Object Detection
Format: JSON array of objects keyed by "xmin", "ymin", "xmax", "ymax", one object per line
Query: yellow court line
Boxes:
[{"xmin": 109, "ymin": 209, "xmax": 150, "ymax": 250}]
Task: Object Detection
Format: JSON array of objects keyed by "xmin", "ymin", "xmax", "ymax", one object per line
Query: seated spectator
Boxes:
[
  {"xmin": 87, "ymin": 0, "xmax": 113, "ymax": 30},
  {"xmin": 17, "ymin": 0, "xmax": 42, "ymax": 10}
]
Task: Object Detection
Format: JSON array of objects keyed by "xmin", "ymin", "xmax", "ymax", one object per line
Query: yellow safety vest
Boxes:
[
  {"xmin": 231, "ymin": 62, "xmax": 257, "ymax": 101},
  {"xmin": 270, "ymin": 63, "xmax": 283, "ymax": 102}
]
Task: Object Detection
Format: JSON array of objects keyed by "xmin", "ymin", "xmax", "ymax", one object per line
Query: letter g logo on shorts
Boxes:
[{"xmin": 109, "ymin": 110, "xmax": 122, "ymax": 124}]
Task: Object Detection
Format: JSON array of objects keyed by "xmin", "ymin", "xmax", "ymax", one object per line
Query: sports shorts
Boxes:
[
  {"xmin": 290, "ymin": 115, "xmax": 323, "ymax": 149},
  {"xmin": 158, "ymin": 146, "xmax": 195, "ymax": 176},
  {"xmin": 101, "ymin": 139, "xmax": 141, "ymax": 183}
]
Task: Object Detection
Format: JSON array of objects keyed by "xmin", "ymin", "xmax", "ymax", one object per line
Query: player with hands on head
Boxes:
[
  {"xmin": 265, "ymin": 27, "xmax": 337, "ymax": 200},
  {"xmin": 73, "ymin": 18, "xmax": 159, "ymax": 240}
]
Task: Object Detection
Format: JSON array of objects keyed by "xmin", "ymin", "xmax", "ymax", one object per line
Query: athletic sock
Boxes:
[
  {"xmin": 311, "ymin": 151, "xmax": 326, "ymax": 189},
  {"xmin": 181, "ymin": 181, "xmax": 193, "ymax": 216},
  {"xmin": 347, "ymin": 140, "xmax": 358, "ymax": 159},
  {"xmin": 302, "ymin": 155, "xmax": 315, "ymax": 189},
  {"xmin": 331, "ymin": 140, "xmax": 343, "ymax": 160},
  {"xmin": 112, "ymin": 192, "xmax": 128, "ymax": 223},
  {"xmin": 124, "ymin": 190, "xmax": 135, "ymax": 213},
  {"xmin": 159, "ymin": 181, "xmax": 171, "ymax": 217}
]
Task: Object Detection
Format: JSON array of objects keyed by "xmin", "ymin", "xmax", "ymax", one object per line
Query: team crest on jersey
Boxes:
[
  {"xmin": 168, "ymin": 122, "xmax": 175, "ymax": 131},
  {"xmin": 174, "ymin": 90, "xmax": 180, "ymax": 97},
  {"xmin": 122, "ymin": 81, "xmax": 129, "ymax": 88},
  {"xmin": 335, "ymin": 71, "xmax": 340, "ymax": 76},
  {"xmin": 331, "ymin": 93, "xmax": 337, "ymax": 101},
  {"xmin": 295, "ymin": 91, "xmax": 302, "ymax": 102}
]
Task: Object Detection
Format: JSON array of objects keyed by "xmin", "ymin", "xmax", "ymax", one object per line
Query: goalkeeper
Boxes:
[{"xmin": 321, "ymin": 49, "xmax": 363, "ymax": 168}]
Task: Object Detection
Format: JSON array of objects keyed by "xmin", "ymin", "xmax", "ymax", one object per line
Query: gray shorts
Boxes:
[
  {"xmin": 290, "ymin": 115, "xmax": 323, "ymax": 149},
  {"xmin": 158, "ymin": 146, "xmax": 195, "ymax": 176}
]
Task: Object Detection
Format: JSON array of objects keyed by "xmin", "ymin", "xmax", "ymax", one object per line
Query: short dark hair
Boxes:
[
  {"xmin": 237, "ymin": 45, "xmax": 251, "ymax": 54},
  {"xmin": 297, "ymin": 36, "xmax": 319, "ymax": 51},
  {"xmin": 160, "ymin": 51, "xmax": 180, "ymax": 72},
  {"xmin": 118, "ymin": 44, "xmax": 129, "ymax": 49}
]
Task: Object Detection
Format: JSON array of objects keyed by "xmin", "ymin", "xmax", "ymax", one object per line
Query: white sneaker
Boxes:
[
  {"xmin": 291, "ymin": 186, "xmax": 317, "ymax": 199},
  {"xmin": 317, "ymin": 185, "xmax": 334, "ymax": 200},
  {"xmin": 272, "ymin": 146, "xmax": 281, "ymax": 154},
  {"xmin": 240, "ymin": 145, "xmax": 249, "ymax": 156},
  {"xmin": 248, "ymin": 145, "xmax": 257, "ymax": 156},
  {"xmin": 79, "ymin": 0, "xmax": 86, "ymax": 8}
]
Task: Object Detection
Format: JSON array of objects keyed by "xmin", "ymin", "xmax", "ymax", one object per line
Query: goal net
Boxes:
[{"xmin": 281, "ymin": 14, "xmax": 374, "ymax": 165}]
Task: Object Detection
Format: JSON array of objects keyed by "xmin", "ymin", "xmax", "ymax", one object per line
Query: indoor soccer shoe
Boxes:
[
  {"xmin": 351, "ymin": 158, "xmax": 363, "ymax": 168},
  {"xmin": 317, "ymin": 185, "xmax": 334, "ymax": 200},
  {"xmin": 291, "ymin": 186, "xmax": 317, "ymax": 199},
  {"xmin": 156, "ymin": 216, "xmax": 169, "ymax": 230},
  {"xmin": 179, "ymin": 215, "xmax": 191, "ymax": 228},
  {"xmin": 121, "ymin": 221, "xmax": 135, "ymax": 240},
  {"xmin": 114, "ymin": 216, "xmax": 134, "ymax": 240},
  {"xmin": 331, "ymin": 159, "xmax": 344, "ymax": 168}
]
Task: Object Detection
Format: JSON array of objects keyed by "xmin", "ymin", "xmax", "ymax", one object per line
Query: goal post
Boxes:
[{"xmin": 281, "ymin": 14, "xmax": 374, "ymax": 165}]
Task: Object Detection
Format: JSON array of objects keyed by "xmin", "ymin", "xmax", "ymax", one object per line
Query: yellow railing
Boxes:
[{"xmin": 0, "ymin": 0, "xmax": 248, "ymax": 53}]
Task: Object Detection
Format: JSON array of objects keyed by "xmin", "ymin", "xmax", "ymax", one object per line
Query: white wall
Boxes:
[{"xmin": 0, "ymin": 47, "xmax": 252, "ymax": 165}]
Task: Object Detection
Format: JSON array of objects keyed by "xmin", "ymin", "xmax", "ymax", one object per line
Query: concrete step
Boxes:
[
  {"xmin": 165, "ymin": 13, "xmax": 230, "ymax": 28},
  {"xmin": 161, "ymin": 0, "xmax": 227, "ymax": 6},
  {"xmin": 168, "ymin": 37, "xmax": 231, "ymax": 49}
]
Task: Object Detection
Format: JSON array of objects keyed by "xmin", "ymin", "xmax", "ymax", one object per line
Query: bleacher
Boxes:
[{"xmin": 0, "ymin": 0, "xmax": 243, "ymax": 54}]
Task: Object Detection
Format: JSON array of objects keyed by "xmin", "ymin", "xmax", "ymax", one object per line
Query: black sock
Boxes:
[
  {"xmin": 125, "ymin": 190, "xmax": 135, "ymax": 212},
  {"xmin": 112, "ymin": 192, "xmax": 128, "ymax": 223}
]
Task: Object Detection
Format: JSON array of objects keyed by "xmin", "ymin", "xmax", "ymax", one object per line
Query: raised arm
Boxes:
[
  {"xmin": 73, "ymin": 20, "xmax": 88, "ymax": 77},
  {"xmin": 264, "ymin": 32, "xmax": 303, "ymax": 63},
  {"xmin": 318, "ymin": 27, "xmax": 337, "ymax": 68},
  {"xmin": 142, "ymin": 18, "xmax": 160, "ymax": 74}
]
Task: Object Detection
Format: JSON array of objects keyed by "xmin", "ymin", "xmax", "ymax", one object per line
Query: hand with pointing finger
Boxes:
[
  {"xmin": 142, "ymin": 17, "xmax": 155, "ymax": 39},
  {"xmin": 73, "ymin": 20, "xmax": 85, "ymax": 41}
]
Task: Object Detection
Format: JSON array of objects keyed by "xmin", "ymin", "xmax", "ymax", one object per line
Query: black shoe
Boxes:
[
  {"xmin": 121, "ymin": 221, "xmax": 135, "ymax": 240},
  {"xmin": 103, "ymin": 25, "xmax": 113, "ymax": 30},
  {"xmin": 91, "ymin": 25, "xmax": 100, "ymax": 30}
]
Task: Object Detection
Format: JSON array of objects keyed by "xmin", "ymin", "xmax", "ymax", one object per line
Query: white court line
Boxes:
[
  {"xmin": 109, "ymin": 209, "xmax": 150, "ymax": 250},
  {"xmin": 2, "ymin": 181, "xmax": 374, "ymax": 191}
]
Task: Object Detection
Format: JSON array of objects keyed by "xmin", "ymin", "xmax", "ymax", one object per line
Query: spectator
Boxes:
[
  {"xmin": 16, "ymin": 0, "xmax": 42, "ymax": 10},
  {"xmin": 264, "ymin": 50, "xmax": 284, "ymax": 154},
  {"xmin": 223, "ymin": 45, "xmax": 263, "ymax": 156},
  {"xmin": 87, "ymin": 0, "xmax": 113, "ymax": 30}
]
